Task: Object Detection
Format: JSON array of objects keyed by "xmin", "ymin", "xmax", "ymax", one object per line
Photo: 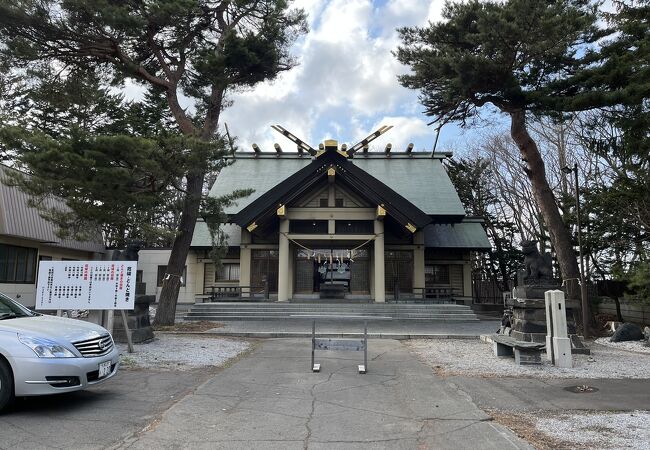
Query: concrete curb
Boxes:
[{"xmin": 156, "ymin": 330, "xmax": 480, "ymax": 340}]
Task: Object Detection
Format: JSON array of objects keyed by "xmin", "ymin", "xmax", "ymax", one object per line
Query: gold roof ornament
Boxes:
[
  {"xmin": 276, "ymin": 205, "xmax": 286, "ymax": 216},
  {"xmin": 246, "ymin": 222, "xmax": 258, "ymax": 232},
  {"xmin": 376, "ymin": 205, "xmax": 387, "ymax": 217},
  {"xmin": 316, "ymin": 143, "xmax": 325, "ymax": 157},
  {"xmin": 405, "ymin": 223, "xmax": 417, "ymax": 233}
]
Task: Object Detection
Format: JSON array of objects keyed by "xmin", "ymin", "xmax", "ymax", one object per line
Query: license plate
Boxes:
[{"xmin": 98, "ymin": 361, "xmax": 111, "ymax": 378}]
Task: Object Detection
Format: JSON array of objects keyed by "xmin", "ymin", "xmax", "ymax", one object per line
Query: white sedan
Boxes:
[{"xmin": 0, "ymin": 292, "xmax": 120, "ymax": 411}]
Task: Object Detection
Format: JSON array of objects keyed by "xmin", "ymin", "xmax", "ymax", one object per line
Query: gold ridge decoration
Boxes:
[
  {"xmin": 405, "ymin": 223, "xmax": 417, "ymax": 233},
  {"xmin": 276, "ymin": 205, "xmax": 286, "ymax": 216},
  {"xmin": 327, "ymin": 167, "xmax": 336, "ymax": 177},
  {"xmin": 246, "ymin": 222, "xmax": 258, "ymax": 232},
  {"xmin": 376, "ymin": 205, "xmax": 386, "ymax": 217}
]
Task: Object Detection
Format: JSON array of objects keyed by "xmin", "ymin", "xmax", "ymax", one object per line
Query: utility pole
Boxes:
[{"xmin": 562, "ymin": 163, "xmax": 590, "ymax": 338}]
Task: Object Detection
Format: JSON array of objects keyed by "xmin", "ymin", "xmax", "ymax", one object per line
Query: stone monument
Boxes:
[
  {"xmin": 112, "ymin": 241, "xmax": 155, "ymax": 343},
  {"xmin": 545, "ymin": 290, "xmax": 573, "ymax": 368},
  {"xmin": 508, "ymin": 240, "xmax": 578, "ymax": 343}
]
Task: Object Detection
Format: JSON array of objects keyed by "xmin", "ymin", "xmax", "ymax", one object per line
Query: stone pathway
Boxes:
[{"xmin": 114, "ymin": 338, "xmax": 531, "ymax": 450}]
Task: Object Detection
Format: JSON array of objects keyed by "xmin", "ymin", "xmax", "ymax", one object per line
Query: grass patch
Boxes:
[
  {"xmin": 120, "ymin": 355, "xmax": 137, "ymax": 369},
  {"xmin": 487, "ymin": 410, "xmax": 588, "ymax": 450}
]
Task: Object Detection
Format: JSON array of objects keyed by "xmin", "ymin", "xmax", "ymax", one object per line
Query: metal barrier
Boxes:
[
  {"xmin": 197, "ymin": 284, "xmax": 269, "ymax": 302},
  {"xmin": 391, "ymin": 285, "xmax": 460, "ymax": 303},
  {"xmin": 291, "ymin": 315, "xmax": 392, "ymax": 374}
]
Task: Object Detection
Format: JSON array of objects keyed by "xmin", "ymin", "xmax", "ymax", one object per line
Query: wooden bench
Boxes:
[{"xmin": 491, "ymin": 334, "xmax": 545, "ymax": 366}]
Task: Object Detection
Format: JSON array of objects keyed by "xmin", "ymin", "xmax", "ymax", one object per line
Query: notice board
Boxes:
[{"xmin": 36, "ymin": 261, "xmax": 137, "ymax": 310}]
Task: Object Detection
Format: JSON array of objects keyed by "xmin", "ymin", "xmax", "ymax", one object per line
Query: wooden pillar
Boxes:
[
  {"xmin": 195, "ymin": 260, "xmax": 205, "ymax": 298},
  {"xmin": 463, "ymin": 254, "xmax": 472, "ymax": 297},
  {"xmin": 239, "ymin": 229, "xmax": 252, "ymax": 297},
  {"xmin": 278, "ymin": 219, "xmax": 290, "ymax": 302},
  {"xmin": 413, "ymin": 231, "xmax": 425, "ymax": 295},
  {"xmin": 374, "ymin": 219, "xmax": 385, "ymax": 303},
  {"xmin": 287, "ymin": 242, "xmax": 294, "ymax": 300}
]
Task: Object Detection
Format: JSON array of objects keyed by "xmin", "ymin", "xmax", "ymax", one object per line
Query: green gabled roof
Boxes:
[
  {"xmin": 190, "ymin": 221, "xmax": 242, "ymax": 247},
  {"xmin": 351, "ymin": 158, "xmax": 465, "ymax": 217},
  {"xmin": 230, "ymin": 150, "xmax": 433, "ymax": 230},
  {"xmin": 211, "ymin": 157, "xmax": 310, "ymax": 214},
  {"xmin": 211, "ymin": 154, "xmax": 466, "ymax": 217}
]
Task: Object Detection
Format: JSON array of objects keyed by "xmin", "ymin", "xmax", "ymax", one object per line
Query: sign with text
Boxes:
[{"xmin": 36, "ymin": 261, "xmax": 137, "ymax": 310}]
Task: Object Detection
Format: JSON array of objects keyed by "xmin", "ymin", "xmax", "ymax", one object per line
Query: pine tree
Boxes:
[
  {"xmin": 0, "ymin": 1, "xmax": 307, "ymax": 325},
  {"xmin": 395, "ymin": 0, "xmax": 647, "ymax": 323}
]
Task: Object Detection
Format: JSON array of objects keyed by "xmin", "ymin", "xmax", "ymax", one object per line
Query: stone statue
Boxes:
[
  {"xmin": 509, "ymin": 241, "xmax": 580, "ymax": 345},
  {"xmin": 521, "ymin": 240, "xmax": 553, "ymax": 281},
  {"xmin": 112, "ymin": 240, "xmax": 145, "ymax": 262}
]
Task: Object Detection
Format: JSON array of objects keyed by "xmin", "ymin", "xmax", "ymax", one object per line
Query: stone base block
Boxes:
[
  {"xmin": 514, "ymin": 348, "xmax": 542, "ymax": 366},
  {"xmin": 514, "ymin": 283, "xmax": 562, "ymax": 300},
  {"xmin": 552, "ymin": 337, "xmax": 573, "ymax": 368},
  {"xmin": 510, "ymin": 296, "xmax": 577, "ymax": 338},
  {"xmin": 493, "ymin": 341, "xmax": 514, "ymax": 357},
  {"xmin": 112, "ymin": 326, "xmax": 154, "ymax": 344},
  {"xmin": 131, "ymin": 327, "xmax": 154, "ymax": 343}
]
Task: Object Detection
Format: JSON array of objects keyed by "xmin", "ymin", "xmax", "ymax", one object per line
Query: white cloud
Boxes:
[
  {"xmin": 362, "ymin": 116, "xmax": 434, "ymax": 152},
  {"xmin": 427, "ymin": 0, "xmax": 449, "ymax": 23},
  {"xmin": 222, "ymin": 0, "xmax": 449, "ymax": 153}
]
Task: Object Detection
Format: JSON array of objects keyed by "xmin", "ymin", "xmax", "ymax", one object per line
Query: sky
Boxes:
[{"xmin": 218, "ymin": 0, "xmax": 506, "ymax": 155}]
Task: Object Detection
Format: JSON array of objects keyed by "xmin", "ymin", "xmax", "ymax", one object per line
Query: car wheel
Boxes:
[{"xmin": 0, "ymin": 358, "xmax": 14, "ymax": 412}]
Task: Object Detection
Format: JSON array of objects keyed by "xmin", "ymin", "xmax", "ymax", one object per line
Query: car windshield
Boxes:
[{"xmin": 0, "ymin": 292, "xmax": 34, "ymax": 319}]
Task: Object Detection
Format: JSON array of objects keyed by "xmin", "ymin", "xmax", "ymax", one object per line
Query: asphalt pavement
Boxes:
[
  {"xmin": 447, "ymin": 376, "xmax": 650, "ymax": 412},
  {"xmin": 0, "ymin": 369, "xmax": 209, "ymax": 450},
  {"xmin": 3, "ymin": 337, "xmax": 646, "ymax": 449}
]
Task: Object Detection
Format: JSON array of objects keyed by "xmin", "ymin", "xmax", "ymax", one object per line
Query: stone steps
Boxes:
[{"xmin": 183, "ymin": 302, "xmax": 480, "ymax": 322}]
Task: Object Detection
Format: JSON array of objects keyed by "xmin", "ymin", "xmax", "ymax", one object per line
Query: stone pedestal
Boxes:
[
  {"xmin": 508, "ymin": 283, "xmax": 578, "ymax": 343},
  {"xmin": 113, "ymin": 293, "xmax": 155, "ymax": 344}
]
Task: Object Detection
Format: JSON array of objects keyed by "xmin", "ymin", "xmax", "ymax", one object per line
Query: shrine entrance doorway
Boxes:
[{"xmin": 294, "ymin": 248, "xmax": 370, "ymax": 298}]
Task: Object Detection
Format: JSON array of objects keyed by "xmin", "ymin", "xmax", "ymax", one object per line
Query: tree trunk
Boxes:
[
  {"xmin": 152, "ymin": 86, "xmax": 224, "ymax": 326},
  {"xmin": 153, "ymin": 170, "xmax": 205, "ymax": 325},
  {"xmin": 614, "ymin": 296, "xmax": 624, "ymax": 322},
  {"xmin": 509, "ymin": 110, "xmax": 581, "ymax": 293}
]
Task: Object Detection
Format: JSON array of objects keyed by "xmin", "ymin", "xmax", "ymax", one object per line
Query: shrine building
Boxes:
[{"xmin": 138, "ymin": 134, "xmax": 491, "ymax": 305}]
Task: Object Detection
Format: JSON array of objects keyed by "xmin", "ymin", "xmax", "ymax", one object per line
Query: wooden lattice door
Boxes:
[{"xmin": 385, "ymin": 250, "xmax": 413, "ymax": 294}]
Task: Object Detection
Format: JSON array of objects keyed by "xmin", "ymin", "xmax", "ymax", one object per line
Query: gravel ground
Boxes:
[
  {"xmin": 407, "ymin": 339, "xmax": 650, "ymax": 379},
  {"xmin": 490, "ymin": 410, "xmax": 650, "ymax": 450},
  {"xmin": 118, "ymin": 334, "xmax": 250, "ymax": 371},
  {"xmin": 536, "ymin": 410, "xmax": 650, "ymax": 450},
  {"xmin": 594, "ymin": 337, "xmax": 650, "ymax": 355}
]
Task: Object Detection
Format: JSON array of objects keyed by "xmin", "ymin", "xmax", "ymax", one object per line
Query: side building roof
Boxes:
[
  {"xmin": 190, "ymin": 219, "xmax": 491, "ymax": 250},
  {"xmin": 423, "ymin": 221, "xmax": 491, "ymax": 250},
  {"xmin": 0, "ymin": 164, "xmax": 105, "ymax": 253}
]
